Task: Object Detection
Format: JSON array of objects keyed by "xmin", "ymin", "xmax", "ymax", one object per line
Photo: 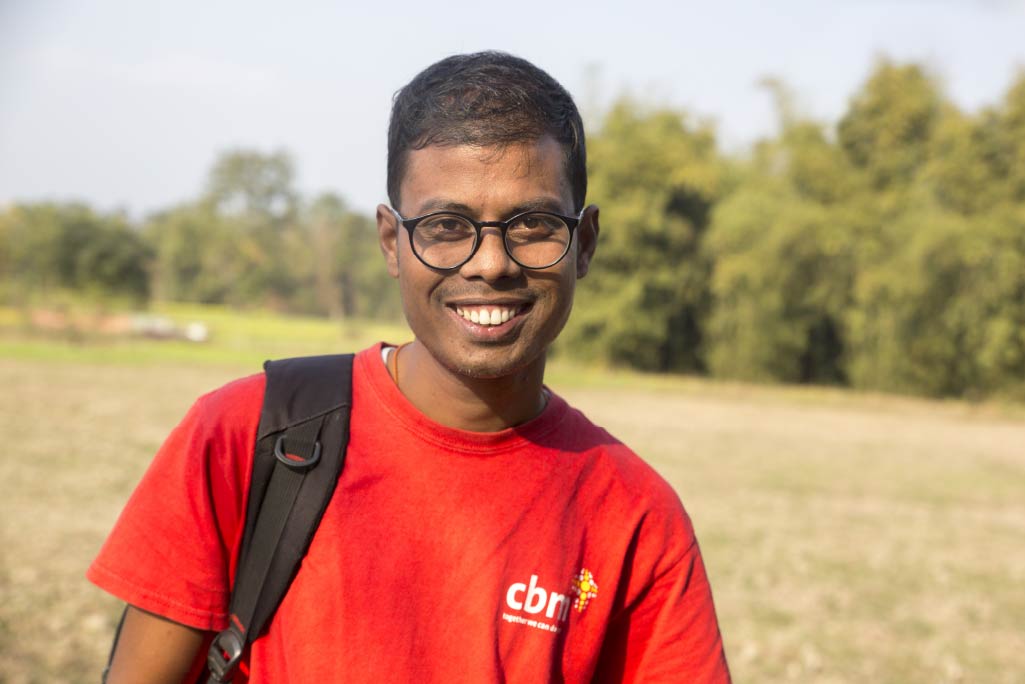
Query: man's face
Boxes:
[{"xmin": 377, "ymin": 135, "xmax": 598, "ymax": 380}]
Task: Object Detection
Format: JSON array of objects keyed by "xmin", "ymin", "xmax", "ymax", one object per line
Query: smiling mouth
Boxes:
[{"xmin": 452, "ymin": 303, "xmax": 531, "ymax": 326}]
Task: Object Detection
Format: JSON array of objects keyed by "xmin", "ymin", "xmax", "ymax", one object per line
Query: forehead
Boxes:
[{"xmin": 398, "ymin": 136, "xmax": 572, "ymax": 215}]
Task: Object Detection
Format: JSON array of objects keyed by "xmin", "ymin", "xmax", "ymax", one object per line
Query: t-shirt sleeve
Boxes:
[
  {"xmin": 86, "ymin": 377, "xmax": 261, "ymax": 631},
  {"xmin": 594, "ymin": 483, "xmax": 731, "ymax": 683}
]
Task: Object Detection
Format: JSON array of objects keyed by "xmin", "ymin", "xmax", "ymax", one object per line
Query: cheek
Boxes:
[
  {"xmin": 554, "ymin": 281, "xmax": 576, "ymax": 326},
  {"xmin": 398, "ymin": 271, "xmax": 425, "ymax": 313},
  {"xmin": 397, "ymin": 261, "xmax": 444, "ymax": 328},
  {"xmin": 537, "ymin": 272, "xmax": 577, "ymax": 334}
]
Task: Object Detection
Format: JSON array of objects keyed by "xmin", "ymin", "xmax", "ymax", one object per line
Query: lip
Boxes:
[
  {"xmin": 446, "ymin": 298, "xmax": 533, "ymax": 307},
  {"xmin": 446, "ymin": 301, "xmax": 532, "ymax": 340}
]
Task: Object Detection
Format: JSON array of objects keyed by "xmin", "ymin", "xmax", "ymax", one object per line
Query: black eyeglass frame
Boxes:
[{"xmin": 389, "ymin": 207, "xmax": 584, "ymax": 271}]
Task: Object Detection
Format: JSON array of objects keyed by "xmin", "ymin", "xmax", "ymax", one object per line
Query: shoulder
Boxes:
[
  {"xmin": 86, "ymin": 372, "xmax": 267, "ymax": 631},
  {"xmin": 188, "ymin": 372, "xmax": 266, "ymax": 433},
  {"xmin": 147, "ymin": 371, "xmax": 266, "ymax": 491},
  {"xmin": 143, "ymin": 372, "xmax": 266, "ymax": 506},
  {"xmin": 548, "ymin": 397, "xmax": 715, "ymax": 638},
  {"xmin": 152, "ymin": 372, "xmax": 267, "ymax": 469},
  {"xmin": 549, "ymin": 395, "xmax": 695, "ymax": 543},
  {"xmin": 556, "ymin": 398, "xmax": 683, "ymax": 499}
]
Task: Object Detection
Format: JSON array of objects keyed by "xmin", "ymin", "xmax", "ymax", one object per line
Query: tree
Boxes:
[
  {"xmin": 202, "ymin": 149, "xmax": 301, "ymax": 308},
  {"xmin": 565, "ymin": 98, "xmax": 723, "ymax": 372},
  {"xmin": 144, "ymin": 150, "xmax": 401, "ymax": 318},
  {"xmin": 838, "ymin": 60, "xmax": 942, "ymax": 191},
  {"xmin": 919, "ymin": 104, "xmax": 1002, "ymax": 215},
  {"xmin": 846, "ymin": 202, "xmax": 1025, "ymax": 397},
  {"xmin": 146, "ymin": 202, "xmax": 237, "ymax": 304},
  {"xmin": 1, "ymin": 203, "xmax": 150, "ymax": 305},
  {"xmin": 705, "ymin": 176, "xmax": 855, "ymax": 384},
  {"xmin": 703, "ymin": 81, "xmax": 861, "ymax": 385},
  {"xmin": 205, "ymin": 149, "xmax": 298, "ymax": 222},
  {"xmin": 975, "ymin": 70, "xmax": 1025, "ymax": 207},
  {"xmin": 292, "ymin": 193, "xmax": 400, "ymax": 319}
]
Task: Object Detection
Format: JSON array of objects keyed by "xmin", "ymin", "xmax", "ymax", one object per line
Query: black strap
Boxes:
[
  {"xmin": 206, "ymin": 354, "xmax": 354, "ymax": 683},
  {"xmin": 101, "ymin": 607, "xmax": 128, "ymax": 683}
]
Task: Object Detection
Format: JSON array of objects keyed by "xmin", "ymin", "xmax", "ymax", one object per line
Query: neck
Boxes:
[{"xmin": 392, "ymin": 341, "xmax": 548, "ymax": 432}]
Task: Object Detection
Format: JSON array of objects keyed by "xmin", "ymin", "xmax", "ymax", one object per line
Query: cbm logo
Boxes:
[{"xmin": 505, "ymin": 574, "xmax": 571, "ymax": 622}]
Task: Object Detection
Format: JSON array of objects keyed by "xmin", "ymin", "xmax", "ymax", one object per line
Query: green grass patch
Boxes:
[{"xmin": 0, "ymin": 303, "xmax": 411, "ymax": 368}]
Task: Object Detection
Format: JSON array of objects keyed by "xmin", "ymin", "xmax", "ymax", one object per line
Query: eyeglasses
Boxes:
[{"xmin": 390, "ymin": 207, "xmax": 583, "ymax": 270}]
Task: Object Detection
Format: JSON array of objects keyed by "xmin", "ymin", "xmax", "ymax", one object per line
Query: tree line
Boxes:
[
  {"xmin": 1, "ymin": 150, "xmax": 400, "ymax": 320},
  {"xmin": 2, "ymin": 58, "xmax": 1024, "ymax": 399},
  {"xmin": 567, "ymin": 58, "xmax": 1025, "ymax": 400}
]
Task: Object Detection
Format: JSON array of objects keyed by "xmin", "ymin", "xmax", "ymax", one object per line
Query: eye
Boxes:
[
  {"xmin": 508, "ymin": 213, "xmax": 564, "ymax": 240},
  {"xmin": 418, "ymin": 214, "xmax": 474, "ymax": 241},
  {"xmin": 425, "ymin": 217, "xmax": 460, "ymax": 231}
]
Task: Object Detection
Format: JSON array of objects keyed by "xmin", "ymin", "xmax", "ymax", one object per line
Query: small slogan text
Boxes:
[{"xmin": 502, "ymin": 612, "xmax": 562, "ymax": 634}]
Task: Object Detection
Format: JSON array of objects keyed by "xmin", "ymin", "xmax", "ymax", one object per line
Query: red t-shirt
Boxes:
[{"xmin": 89, "ymin": 344, "xmax": 729, "ymax": 682}]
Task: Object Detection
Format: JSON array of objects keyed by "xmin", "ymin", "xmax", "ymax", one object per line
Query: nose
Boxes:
[{"xmin": 458, "ymin": 227, "xmax": 521, "ymax": 282}]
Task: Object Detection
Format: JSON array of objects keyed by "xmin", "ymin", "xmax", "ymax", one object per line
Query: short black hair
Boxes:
[{"xmin": 387, "ymin": 51, "xmax": 587, "ymax": 212}]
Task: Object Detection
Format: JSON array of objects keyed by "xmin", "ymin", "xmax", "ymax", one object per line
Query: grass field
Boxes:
[{"xmin": 1, "ymin": 306, "xmax": 1023, "ymax": 682}]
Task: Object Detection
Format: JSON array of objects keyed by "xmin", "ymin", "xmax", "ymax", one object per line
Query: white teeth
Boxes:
[{"xmin": 455, "ymin": 305, "xmax": 520, "ymax": 326}]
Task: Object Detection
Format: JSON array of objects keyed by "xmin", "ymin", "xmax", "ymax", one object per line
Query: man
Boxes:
[{"xmin": 90, "ymin": 51, "xmax": 730, "ymax": 682}]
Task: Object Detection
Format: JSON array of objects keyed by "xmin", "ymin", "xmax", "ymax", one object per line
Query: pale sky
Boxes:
[{"xmin": 1, "ymin": 0, "xmax": 1023, "ymax": 217}]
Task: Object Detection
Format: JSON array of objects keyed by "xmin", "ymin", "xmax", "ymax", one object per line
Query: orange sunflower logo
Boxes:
[{"xmin": 571, "ymin": 568, "xmax": 598, "ymax": 613}]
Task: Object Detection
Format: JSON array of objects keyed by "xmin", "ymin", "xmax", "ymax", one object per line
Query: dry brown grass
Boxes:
[
  {"xmin": 562, "ymin": 385, "xmax": 1025, "ymax": 683},
  {"xmin": 0, "ymin": 359, "xmax": 249, "ymax": 683},
  {"xmin": 2, "ymin": 355, "xmax": 1023, "ymax": 683}
]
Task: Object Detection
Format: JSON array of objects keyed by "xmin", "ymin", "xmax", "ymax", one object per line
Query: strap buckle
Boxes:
[
  {"xmin": 274, "ymin": 434, "xmax": 322, "ymax": 471},
  {"xmin": 206, "ymin": 627, "xmax": 244, "ymax": 682}
]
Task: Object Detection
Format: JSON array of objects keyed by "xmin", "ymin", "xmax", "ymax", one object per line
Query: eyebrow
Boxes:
[{"xmin": 414, "ymin": 197, "xmax": 569, "ymax": 217}]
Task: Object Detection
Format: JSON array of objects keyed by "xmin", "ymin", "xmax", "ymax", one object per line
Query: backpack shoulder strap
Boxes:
[{"xmin": 206, "ymin": 353, "xmax": 354, "ymax": 683}]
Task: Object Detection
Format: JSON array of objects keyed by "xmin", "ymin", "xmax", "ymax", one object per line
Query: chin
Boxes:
[{"xmin": 445, "ymin": 346, "xmax": 544, "ymax": 381}]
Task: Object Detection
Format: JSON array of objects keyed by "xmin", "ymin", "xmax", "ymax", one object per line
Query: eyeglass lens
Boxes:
[{"xmin": 411, "ymin": 213, "xmax": 571, "ymax": 269}]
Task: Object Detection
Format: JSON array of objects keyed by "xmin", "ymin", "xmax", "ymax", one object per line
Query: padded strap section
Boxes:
[
  {"xmin": 244, "ymin": 354, "xmax": 354, "ymax": 561},
  {"xmin": 208, "ymin": 354, "xmax": 353, "ymax": 682},
  {"xmin": 231, "ymin": 418, "xmax": 324, "ymax": 638},
  {"xmin": 257, "ymin": 354, "xmax": 355, "ymax": 438}
]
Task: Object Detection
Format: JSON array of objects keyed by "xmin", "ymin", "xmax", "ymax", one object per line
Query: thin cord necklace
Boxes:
[
  {"xmin": 387, "ymin": 342, "xmax": 407, "ymax": 386},
  {"xmin": 388, "ymin": 343, "xmax": 549, "ymax": 420}
]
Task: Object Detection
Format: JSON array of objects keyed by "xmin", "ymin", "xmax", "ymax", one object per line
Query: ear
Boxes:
[
  {"xmin": 376, "ymin": 204, "xmax": 400, "ymax": 278},
  {"xmin": 575, "ymin": 204, "xmax": 599, "ymax": 278}
]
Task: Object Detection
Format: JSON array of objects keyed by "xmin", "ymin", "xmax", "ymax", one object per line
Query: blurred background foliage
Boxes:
[
  {"xmin": 568, "ymin": 57, "xmax": 1025, "ymax": 401},
  {"xmin": 3, "ymin": 57, "xmax": 1024, "ymax": 400}
]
